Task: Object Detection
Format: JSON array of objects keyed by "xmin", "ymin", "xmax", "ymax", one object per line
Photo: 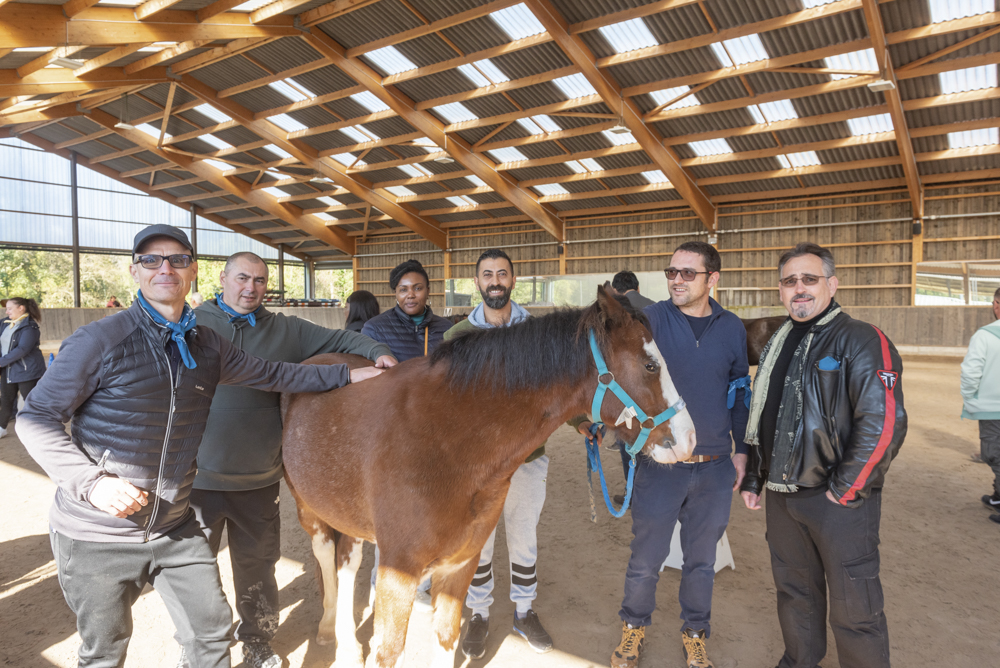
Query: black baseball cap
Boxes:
[{"xmin": 132, "ymin": 224, "xmax": 195, "ymax": 258}]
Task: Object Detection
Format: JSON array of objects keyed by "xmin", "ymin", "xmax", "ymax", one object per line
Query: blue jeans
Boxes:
[{"xmin": 619, "ymin": 454, "xmax": 735, "ymax": 635}]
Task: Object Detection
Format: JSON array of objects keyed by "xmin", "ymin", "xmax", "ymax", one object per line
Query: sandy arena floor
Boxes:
[{"xmin": 1, "ymin": 358, "xmax": 998, "ymax": 667}]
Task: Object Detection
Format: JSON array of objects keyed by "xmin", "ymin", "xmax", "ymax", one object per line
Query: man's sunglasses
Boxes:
[
  {"xmin": 778, "ymin": 274, "xmax": 827, "ymax": 288},
  {"xmin": 133, "ymin": 254, "xmax": 193, "ymax": 270},
  {"xmin": 664, "ymin": 268, "xmax": 712, "ymax": 281}
]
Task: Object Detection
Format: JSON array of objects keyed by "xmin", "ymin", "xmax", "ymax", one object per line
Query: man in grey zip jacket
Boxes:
[
  {"xmin": 17, "ymin": 225, "xmax": 383, "ymax": 668},
  {"xmin": 191, "ymin": 251, "xmax": 395, "ymax": 668}
]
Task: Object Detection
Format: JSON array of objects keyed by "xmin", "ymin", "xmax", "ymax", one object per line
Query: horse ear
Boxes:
[{"xmin": 596, "ymin": 285, "xmax": 628, "ymax": 324}]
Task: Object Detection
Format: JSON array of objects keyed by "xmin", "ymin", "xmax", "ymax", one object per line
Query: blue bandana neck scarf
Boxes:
[
  {"xmin": 215, "ymin": 293, "xmax": 261, "ymax": 327},
  {"xmin": 136, "ymin": 290, "xmax": 198, "ymax": 369}
]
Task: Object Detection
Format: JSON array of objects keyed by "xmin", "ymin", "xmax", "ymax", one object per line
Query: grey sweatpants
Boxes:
[
  {"xmin": 980, "ymin": 419, "xmax": 1000, "ymax": 495},
  {"xmin": 50, "ymin": 516, "xmax": 233, "ymax": 668},
  {"xmin": 466, "ymin": 454, "xmax": 549, "ymax": 617}
]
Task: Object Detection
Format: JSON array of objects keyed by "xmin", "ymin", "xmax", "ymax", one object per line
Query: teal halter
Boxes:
[{"xmin": 588, "ymin": 329, "xmax": 686, "ymax": 458}]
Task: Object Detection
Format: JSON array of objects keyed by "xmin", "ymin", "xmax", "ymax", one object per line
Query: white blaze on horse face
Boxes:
[{"xmin": 642, "ymin": 339, "xmax": 697, "ymax": 463}]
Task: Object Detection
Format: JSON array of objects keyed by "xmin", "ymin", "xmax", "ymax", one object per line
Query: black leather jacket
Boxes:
[{"xmin": 741, "ymin": 310, "xmax": 907, "ymax": 508}]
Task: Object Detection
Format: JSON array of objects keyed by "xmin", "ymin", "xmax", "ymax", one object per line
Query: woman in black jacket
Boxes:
[
  {"xmin": 0, "ymin": 297, "xmax": 45, "ymax": 438},
  {"xmin": 344, "ymin": 290, "xmax": 380, "ymax": 332}
]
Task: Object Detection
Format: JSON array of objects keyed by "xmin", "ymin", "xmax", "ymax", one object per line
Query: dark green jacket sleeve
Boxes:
[{"xmin": 296, "ymin": 317, "xmax": 394, "ymax": 362}]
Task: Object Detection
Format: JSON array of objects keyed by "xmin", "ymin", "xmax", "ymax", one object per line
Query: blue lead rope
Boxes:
[
  {"xmin": 727, "ymin": 374, "xmax": 753, "ymax": 409},
  {"xmin": 585, "ymin": 423, "xmax": 636, "ymax": 520}
]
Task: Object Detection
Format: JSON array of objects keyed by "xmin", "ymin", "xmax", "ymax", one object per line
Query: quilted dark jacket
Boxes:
[
  {"xmin": 18, "ymin": 300, "xmax": 350, "ymax": 542},
  {"xmin": 0, "ymin": 317, "xmax": 45, "ymax": 383},
  {"xmin": 741, "ymin": 310, "xmax": 907, "ymax": 507},
  {"xmin": 361, "ymin": 305, "xmax": 451, "ymax": 362}
]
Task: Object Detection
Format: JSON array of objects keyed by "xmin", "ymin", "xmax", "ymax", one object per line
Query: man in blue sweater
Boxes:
[{"xmin": 601, "ymin": 241, "xmax": 750, "ymax": 668}]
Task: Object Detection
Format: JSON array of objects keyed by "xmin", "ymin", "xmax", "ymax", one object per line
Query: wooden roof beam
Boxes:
[
  {"xmin": 304, "ymin": 29, "xmax": 566, "ymax": 241},
  {"xmin": 178, "ymin": 74, "xmax": 447, "ymax": 248},
  {"xmin": 299, "ymin": 0, "xmax": 381, "ymax": 27},
  {"xmin": 0, "ymin": 67, "xmax": 170, "ymax": 97},
  {"xmin": 16, "ymin": 46, "xmax": 87, "ymax": 79},
  {"xmin": 861, "ymin": 0, "xmax": 923, "ymax": 218},
  {"xmin": 526, "ymin": 0, "xmax": 716, "ymax": 230},
  {"xmin": 135, "ymin": 0, "xmax": 187, "ymax": 21}
]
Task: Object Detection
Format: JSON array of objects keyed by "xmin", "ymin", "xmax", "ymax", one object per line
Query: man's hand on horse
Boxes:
[
  {"xmin": 732, "ymin": 453, "xmax": 747, "ymax": 491},
  {"xmin": 350, "ymin": 366, "xmax": 385, "ymax": 383},
  {"xmin": 375, "ymin": 355, "xmax": 398, "ymax": 368},
  {"xmin": 89, "ymin": 476, "xmax": 148, "ymax": 518},
  {"xmin": 741, "ymin": 490, "xmax": 762, "ymax": 511},
  {"xmin": 577, "ymin": 420, "xmax": 603, "ymax": 446}
]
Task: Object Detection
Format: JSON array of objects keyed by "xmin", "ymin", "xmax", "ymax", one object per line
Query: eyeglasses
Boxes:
[
  {"xmin": 133, "ymin": 254, "xmax": 193, "ymax": 270},
  {"xmin": 778, "ymin": 274, "xmax": 828, "ymax": 288},
  {"xmin": 665, "ymin": 268, "xmax": 712, "ymax": 281}
]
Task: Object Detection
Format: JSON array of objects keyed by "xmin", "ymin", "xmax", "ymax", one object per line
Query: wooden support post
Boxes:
[
  {"xmin": 70, "ymin": 152, "xmax": 81, "ymax": 308},
  {"xmin": 277, "ymin": 244, "xmax": 285, "ymax": 302},
  {"xmin": 910, "ymin": 220, "xmax": 923, "ymax": 306},
  {"xmin": 190, "ymin": 204, "xmax": 198, "ymax": 292},
  {"xmin": 559, "ymin": 243, "xmax": 566, "ymax": 275},
  {"xmin": 352, "ymin": 256, "xmax": 359, "ymax": 293},
  {"xmin": 962, "ymin": 261, "xmax": 971, "ymax": 305}
]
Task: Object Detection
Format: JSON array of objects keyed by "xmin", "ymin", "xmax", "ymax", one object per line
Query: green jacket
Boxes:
[
  {"xmin": 961, "ymin": 319, "xmax": 1000, "ymax": 420},
  {"xmin": 193, "ymin": 299, "xmax": 392, "ymax": 490},
  {"xmin": 444, "ymin": 317, "xmax": 546, "ymax": 463}
]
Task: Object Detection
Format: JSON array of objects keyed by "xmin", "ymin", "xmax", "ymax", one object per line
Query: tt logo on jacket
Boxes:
[{"xmin": 877, "ymin": 370, "xmax": 898, "ymax": 390}]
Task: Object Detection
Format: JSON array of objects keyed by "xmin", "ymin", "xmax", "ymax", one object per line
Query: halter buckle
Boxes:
[{"xmin": 598, "ymin": 371, "xmax": 615, "ymax": 385}]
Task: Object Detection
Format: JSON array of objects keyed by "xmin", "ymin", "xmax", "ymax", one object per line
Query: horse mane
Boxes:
[{"xmin": 429, "ymin": 295, "xmax": 649, "ymax": 395}]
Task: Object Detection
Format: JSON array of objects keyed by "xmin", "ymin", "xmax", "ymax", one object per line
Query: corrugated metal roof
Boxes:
[
  {"xmin": 907, "ymin": 98, "xmax": 1000, "ymax": 127},
  {"xmin": 816, "ymin": 142, "xmax": 900, "ymax": 164},
  {"xmin": 703, "ymin": 0, "xmax": 802, "ymax": 31},
  {"xmin": 487, "ymin": 42, "xmax": 574, "ymax": 79},
  {"xmin": 246, "ymin": 38, "xmax": 323, "ymax": 72},
  {"xmin": 880, "ymin": 0, "xmax": 935, "ymax": 34},
  {"xmin": 653, "ymin": 107, "xmax": 759, "ymax": 138},
  {"xmin": 394, "ymin": 69, "xmax": 479, "ymax": 103},
  {"xmin": 316, "ymin": 0, "xmax": 426, "ymax": 50},
  {"xmin": 608, "ymin": 47, "xmax": 725, "ymax": 88},
  {"xmin": 622, "ymin": 190, "xmax": 683, "ymax": 204},
  {"xmin": 192, "ymin": 58, "xmax": 271, "ymax": 92},
  {"xmin": 800, "ymin": 165, "xmax": 905, "ymax": 187},
  {"xmin": 919, "ymin": 154, "xmax": 1000, "ymax": 175}
]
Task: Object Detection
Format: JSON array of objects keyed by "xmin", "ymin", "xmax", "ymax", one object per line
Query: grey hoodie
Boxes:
[{"xmin": 193, "ymin": 299, "xmax": 392, "ymax": 491}]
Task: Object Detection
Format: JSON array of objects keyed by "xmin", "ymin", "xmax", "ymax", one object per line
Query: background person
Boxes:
[
  {"xmin": 611, "ymin": 270, "xmax": 655, "ymax": 311},
  {"xmin": 447, "ymin": 249, "xmax": 554, "ymax": 658},
  {"xmin": 344, "ymin": 290, "xmax": 380, "ymax": 332},
  {"xmin": 16, "ymin": 224, "xmax": 382, "ymax": 668},
  {"xmin": 0, "ymin": 297, "xmax": 45, "ymax": 439},
  {"xmin": 960, "ymin": 286, "xmax": 1000, "ymax": 521},
  {"xmin": 190, "ymin": 253, "xmax": 395, "ymax": 668},
  {"xmin": 740, "ymin": 242, "xmax": 907, "ymax": 668},
  {"xmin": 361, "ymin": 259, "xmax": 451, "ymax": 361},
  {"xmin": 189, "ymin": 291, "xmax": 204, "ymax": 308},
  {"xmin": 106, "ymin": 295, "xmax": 122, "ymax": 308}
]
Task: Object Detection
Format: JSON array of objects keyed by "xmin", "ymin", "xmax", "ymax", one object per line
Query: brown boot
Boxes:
[
  {"xmin": 682, "ymin": 628, "xmax": 715, "ymax": 668},
  {"xmin": 610, "ymin": 622, "xmax": 644, "ymax": 668}
]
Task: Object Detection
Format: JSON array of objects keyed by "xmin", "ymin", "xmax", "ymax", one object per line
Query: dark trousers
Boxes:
[
  {"xmin": 50, "ymin": 516, "xmax": 233, "ymax": 668},
  {"xmin": 0, "ymin": 370, "xmax": 37, "ymax": 428},
  {"xmin": 619, "ymin": 454, "xmax": 735, "ymax": 634},
  {"xmin": 979, "ymin": 419, "xmax": 1000, "ymax": 495},
  {"xmin": 766, "ymin": 487, "xmax": 890, "ymax": 668},
  {"xmin": 189, "ymin": 483, "xmax": 282, "ymax": 644}
]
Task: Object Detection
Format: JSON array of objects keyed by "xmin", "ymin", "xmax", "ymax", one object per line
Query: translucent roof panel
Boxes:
[
  {"xmin": 330, "ymin": 153, "xmax": 365, "ymax": 167},
  {"xmin": 802, "ymin": 0, "xmax": 839, "ymax": 6},
  {"xmin": 758, "ymin": 99, "xmax": 799, "ymax": 122},
  {"xmin": 579, "ymin": 158, "xmax": 603, "ymax": 171},
  {"xmin": 711, "ymin": 34, "xmax": 769, "ymax": 67},
  {"xmin": 747, "ymin": 105, "xmax": 766, "ymax": 124},
  {"xmin": 340, "ymin": 125, "xmax": 378, "ymax": 143},
  {"xmin": 641, "ymin": 170, "xmax": 669, "ymax": 184},
  {"xmin": 204, "ymin": 159, "xmax": 232, "ymax": 171},
  {"xmin": 316, "ymin": 196, "xmax": 340, "ymax": 206},
  {"xmin": 414, "ymin": 137, "xmax": 440, "ymax": 153},
  {"xmin": 603, "ymin": 129, "xmax": 637, "ymax": 145},
  {"xmin": 268, "ymin": 80, "xmax": 310, "ymax": 102},
  {"xmin": 598, "ymin": 18, "xmax": 659, "ymax": 54},
  {"xmin": 948, "ymin": 127, "xmax": 999, "ymax": 148},
  {"xmin": 518, "ymin": 115, "xmax": 560, "ymax": 134},
  {"xmin": 262, "ymin": 186, "xmax": 287, "ymax": 198},
  {"xmin": 269, "ymin": 114, "xmax": 309, "ymax": 132},
  {"xmin": 487, "ymin": 146, "xmax": 529, "ymax": 163},
  {"xmin": 194, "ymin": 104, "xmax": 231, "ymax": 124},
  {"xmin": 264, "ymin": 145, "xmax": 292, "ymax": 159},
  {"xmin": 784, "ymin": 151, "xmax": 821, "ymax": 168},
  {"xmin": 466, "ymin": 174, "xmax": 487, "ymax": 187},
  {"xmin": 565, "ymin": 161, "xmax": 586, "ymax": 173},
  {"xmin": 231, "ymin": 0, "xmax": 272, "ymax": 11},
  {"xmin": 386, "ymin": 185, "xmax": 416, "ymax": 197},
  {"xmin": 433, "ymin": 102, "xmax": 479, "ymax": 123},
  {"xmin": 472, "ymin": 59, "xmax": 510, "ymax": 84},
  {"xmin": 689, "ymin": 138, "xmax": 734, "ymax": 156},
  {"xmin": 939, "ymin": 64, "xmax": 998, "ymax": 93},
  {"xmin": 929, "ymin": 0, "xmax": 994, "ymax": 23},
  {"xmin": 846, "ymin": 113, "xmax": 894, "ymax": 136},
  {"xmin": 533, "ymin": 183, "xmax": 569, "ymax": 196},
  {"xmin": 458, "ymin": 64, "xmax": 491, "ymax": 87},
  {"xmin": 365, "ymin": 46, "xmax": 418, "ymax": 75},
  {"xmin": 351, "ymin": 91, "xmax": 390, "ymax": 113},
  {"xmin": 552, "ymin": 74, "xmax": 598, "ymax": 100},
  {"xmin": 446, "ymin": 195, "xmax": 479, "ymax": 207},
  {"xmin": 650, "ymin": 86, "xmax": 701, "ymax": 110},
  {"xmin": 489, "ymin": 3, "xmax": 546, "ymax": 40},
  {"xmin": 824, "ymin": 49, "xmax": 878, "ymax": 80},
  {"xmin": 199, "ymin": 134, "xmax": 230, "ymax": 150},
  {"xmin": 138, "ymin": 123, "xmax": 169, "ymax": 141},
  {"xmin": 397, "ymin": 164, "xmax": 426, "ymax": 178}
]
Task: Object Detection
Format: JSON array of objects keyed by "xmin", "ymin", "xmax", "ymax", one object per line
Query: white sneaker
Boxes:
[{"xmin": 0, "ymin": 427, "xmax": 8, "ymax": 439}]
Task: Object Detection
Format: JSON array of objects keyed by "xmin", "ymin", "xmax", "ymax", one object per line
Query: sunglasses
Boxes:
[
  {"xmin": 133, "ymin": 254, "xmax": 193, "ymax": 270},
  {"xmin": 665, "ymin": 268, "xmax": 711, "ymax": 281},
  {"xmin": 778, "ymin": 274, "xmax": 827, "ymax": 288}
]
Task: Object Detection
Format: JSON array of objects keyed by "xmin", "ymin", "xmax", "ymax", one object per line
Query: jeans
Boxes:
[
  {"xmin": 619, "ymin": 454, "xmax": 735, "ymax": 635},
  {"xmin": 979, "ymin": 419, "xmax": 1000, "ymax": 495}
]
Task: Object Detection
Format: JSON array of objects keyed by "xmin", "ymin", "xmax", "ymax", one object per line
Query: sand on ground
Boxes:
[{"xmin": 1, "ymin": 358, "xmax": 998, "ymax": 667}]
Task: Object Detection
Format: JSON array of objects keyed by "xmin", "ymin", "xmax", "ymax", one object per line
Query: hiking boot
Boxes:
[
  {"xmin": 611, "ymin": 622, "xmax": 644, "ymax": 668},
  {"xmin": 682, "ymin": 628, "xmax": 714, "ymax": 668},
  {"xmin": 241, "ymin": 641, "xmax": 282, "ymax": 668},
  {"xmin": 512, "ymin": 610, "xmax": 553, "ymax": 653},
  {"xmin": 990, "ymin": 513, "xmax": 1000, "ymax": 525},
  {"xmin": 461, "ymin": 613, "xmax": 489, "ymax": 659},
  {"xmin": 982, "ymin": 492, "xmax": 1000, "ymax": 511}
]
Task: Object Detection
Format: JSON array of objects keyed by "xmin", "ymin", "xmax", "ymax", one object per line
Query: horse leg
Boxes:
[
  {"xmin": 366, "ymin": 559, "xmax": 420, "ymax": 668},
  {"xmin": 429, "ymin": 558, "xmax": 479, "ymax": 668},
  {"xmin": 308, "ymin": 522, "xmax": 341, "ymax": 646},
  {"xmin": 333, "ymin": 535, "xmax": 365, "ymax": 668}
]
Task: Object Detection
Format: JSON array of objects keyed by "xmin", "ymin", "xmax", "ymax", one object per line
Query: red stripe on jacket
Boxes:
[{"xmin": 840, "ymin": 326, "xmax": 896, "ymax": 504}]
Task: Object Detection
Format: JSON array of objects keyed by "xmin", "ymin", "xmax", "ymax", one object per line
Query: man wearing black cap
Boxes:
[{"xmin": 17, "ymin": 224, "xmax": 384, "ymax": 668}]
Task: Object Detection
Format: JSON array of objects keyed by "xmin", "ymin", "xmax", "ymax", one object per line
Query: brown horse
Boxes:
[
  {"xmin": 743, "ymin": 315, "xmax": 786, "ymax": 365},
  {"xmin": 281, "ymin": 288, "xmax": 696, "ymax": 668}
]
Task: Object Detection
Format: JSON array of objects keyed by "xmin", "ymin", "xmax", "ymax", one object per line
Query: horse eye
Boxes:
[{"xmin": 645, "ymin": 362, "xmax": 659, "ymax": 373}]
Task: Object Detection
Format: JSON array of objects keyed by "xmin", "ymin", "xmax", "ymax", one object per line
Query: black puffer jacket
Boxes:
[
  {"xmin": 0, "ymin": 317, "xmax": 45, "ymax": 383},
  {"xmin": 741, "ymin": 310, "xmax": 907, "ymax": 507},
  {"xmin": 17, "ymin": 300, "xmax": 350, "ymax": 542},
  {"xmin": 361, "ymin": 305, "xmax": 451, "ymax": 362}
]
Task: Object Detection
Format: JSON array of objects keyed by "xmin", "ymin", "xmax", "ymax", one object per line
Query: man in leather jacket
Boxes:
[{"xmin": 740, "ymin": 242, "xmax": 907, "ymax": 668}]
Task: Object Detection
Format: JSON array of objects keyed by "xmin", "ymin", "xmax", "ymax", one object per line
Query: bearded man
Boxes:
[{"xmin": 445, "ymin": 249, "xmax": 554, "ymax": 659}]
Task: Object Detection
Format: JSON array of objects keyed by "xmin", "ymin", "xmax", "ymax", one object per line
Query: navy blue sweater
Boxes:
[{"xmin": 644, "ymin": 298, "xmax": 750, "ymax": 457}]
